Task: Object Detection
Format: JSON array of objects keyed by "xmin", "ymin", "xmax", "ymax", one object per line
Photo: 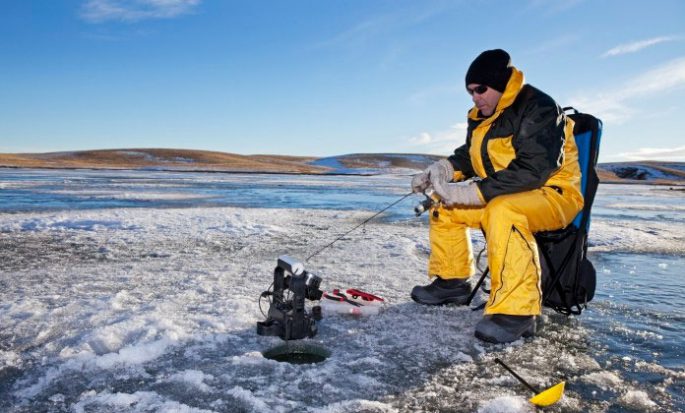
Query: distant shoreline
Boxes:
[
  {"xmin": 2, "ymin": 165, "xmax": 684, "ymax": 186},
  {"xmin": 0, "ymin": 164, "xmax": 379, "ymax": 177}
]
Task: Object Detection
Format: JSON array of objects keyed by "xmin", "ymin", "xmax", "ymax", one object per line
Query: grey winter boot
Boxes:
[
  {"xmin": 411, "ymin": 276, "xmax": 472, "ymax": 305},
  {"xmin": 474, "ymin": 314, "xmax": 536, "ymax": 343}
]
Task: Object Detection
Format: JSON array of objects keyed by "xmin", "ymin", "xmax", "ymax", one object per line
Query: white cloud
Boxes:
[
  {"xmin": 602, "ymin": 36, "xmax": 678, "ymax": 58},
  {"xmin": 80, "ymin": 0, "xmax": 201, "ymax": 23},
  {"xmin": 408, "ymin": 132, "xmax": 433, "ymax": 146},
  {"xmin": 568, "ymin": 56, "xmax": 685, "ymax": 124},
  {"xmin": 526, "ymin": 0, "xmax": 586, "ymax": 15},
  {"xmin": 619, "ymin": 57, "xmax": 685, "ymax": 95},
  {"xmin": 315, "ymin": 2, "xmax": 457, "ymax": 50},
  {"xmin": 407, "ymin": 83, "xmax": 460, "ymax": 105},
  {"xmin": 615, "ymin": 145, "xmax": 685, "ymax": 161},
  {"xmin": 524, "ymin": 34, "xmax": 581, "ymax": 56},
  {"xmin": 407, "ymin": 122, "xmax": 468, "ymax": 155}
]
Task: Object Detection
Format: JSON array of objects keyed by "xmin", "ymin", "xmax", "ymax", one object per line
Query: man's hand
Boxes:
[
  {"xmin": 433, "ymin": 181, "xmax": 485, "ymax": 207},
  {"xmin": 411, "ymin": 159, "xmax": 454, "ymax": 193}
]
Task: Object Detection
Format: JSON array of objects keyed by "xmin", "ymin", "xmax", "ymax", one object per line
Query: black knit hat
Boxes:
[{"xmin": 465, "ymin": 49, "xmax": 513, "ymax": 93}]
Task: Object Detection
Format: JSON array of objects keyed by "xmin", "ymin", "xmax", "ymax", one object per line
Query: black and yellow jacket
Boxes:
[{"xmin": 448, "ymin": 67, "xmax": 583, "ymax": 207}]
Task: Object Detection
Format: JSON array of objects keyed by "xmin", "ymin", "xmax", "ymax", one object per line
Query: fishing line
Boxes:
[{"xmin": 305, "ymin": 192, "xmax": 414, "ymax": 262}]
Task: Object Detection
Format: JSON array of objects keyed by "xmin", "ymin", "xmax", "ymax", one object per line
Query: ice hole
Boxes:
[{"xmin": 262, "ymin": 342, "xmax": 330, "ymax": 364}]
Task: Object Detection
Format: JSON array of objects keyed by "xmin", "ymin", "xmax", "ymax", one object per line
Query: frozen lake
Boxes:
[{"xmin": 0, "ymin": 169, "xmax": 683, "ymax": 412}]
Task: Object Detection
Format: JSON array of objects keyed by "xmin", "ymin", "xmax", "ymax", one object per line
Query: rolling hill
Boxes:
[{"xmin": 0, "ymin": 149, "xmax": 683, "ymax": 185}]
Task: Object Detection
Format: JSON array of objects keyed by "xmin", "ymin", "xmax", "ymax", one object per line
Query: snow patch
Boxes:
[
  {"xmin": 619, "ymin": 389, "xmax": 658, "ymax": 410},
  {"xmin": 606, "ymin": 203, "xmax": 685, "ymax": 212},
  {"xmin": 94, "ymin": 338, "xmax": 173, "ymax": 369},
  {"xmin": 0, "ymin": 350, "xmax": 22, "ymax": 369},
  {"xmin": 580, "ymin": 371, "xmax": 624, "ymax": 390},
  {"xmin": 167, "ymin": 370, "xmax": 215, "ymax": 392},
  {"xmin": 310, "ymin": 399, "xmax": 399, "ymax": 413},
  {"xmin": 226, "ymin": 386, "xmax": 271, "ymax": 413},
  {"xmin": 72, "ymin": 390, "xmax": 216, "ymax": 413},
  {"xmin": 477, "ymin": 396, "xmax": 534, "ymax": 413}
]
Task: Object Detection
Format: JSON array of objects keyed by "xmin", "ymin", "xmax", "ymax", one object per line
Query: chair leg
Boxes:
[{"xmin": 465, "ymin": 267, "xmax": 489, "ymax": 306}]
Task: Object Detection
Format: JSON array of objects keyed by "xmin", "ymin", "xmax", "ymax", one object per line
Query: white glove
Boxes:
[
  {"xmin": 411, "ymin": 159, "xmax": 454, "ymax": 193},
  {"xmin": 433, "ymin": 181, "xmax": 485, "ymax": 207}
]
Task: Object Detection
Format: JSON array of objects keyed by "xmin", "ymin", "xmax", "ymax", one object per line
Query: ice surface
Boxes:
[{"xmin": 0, "ymin": 171, "xmax": 684, "ymax": 412}]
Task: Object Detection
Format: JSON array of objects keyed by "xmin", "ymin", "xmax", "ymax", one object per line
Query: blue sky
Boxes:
[{"xmin": 1, "ymin": 1, "xmax": 684, "ymax": 162}]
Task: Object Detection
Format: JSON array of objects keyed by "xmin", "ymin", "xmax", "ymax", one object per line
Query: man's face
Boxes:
[{"xmin": 467, "ymin": 84, "xmax": 503, "ymax": 117}]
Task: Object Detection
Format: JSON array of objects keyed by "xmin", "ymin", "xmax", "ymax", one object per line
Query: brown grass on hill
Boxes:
[
  {"xmin": 597, "ymin": 169, "xmax": 620, "ymax": 183},
  {"xmin": 0, "ymin": 149, "xmax": 329, "ymax": 174},
  {"xmin": 643, "ymin": 161, "xmax": 685, "ymax": 179}
]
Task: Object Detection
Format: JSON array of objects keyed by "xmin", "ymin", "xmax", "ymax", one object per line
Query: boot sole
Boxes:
[
  {"xmin": 474, "ymin": 325, "xmax": 536, "ymax": 344},
  {"xmin": 410, "ymin": 293, "xmax": 470, "ymax": 306}
]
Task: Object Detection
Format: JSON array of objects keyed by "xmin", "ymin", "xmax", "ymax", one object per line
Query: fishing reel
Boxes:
[
  {"xmin": 414, "ymin": 187, "xmax": 441, "ymax": 217},
  {"xmin": 257, "ymin": 255, "xmax": 323, "ymax": 341}
]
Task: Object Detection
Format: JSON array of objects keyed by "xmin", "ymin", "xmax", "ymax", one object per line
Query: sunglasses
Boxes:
[{"xmin": 467, "ymin": 85, "xmax": 488, "ymax": 95}]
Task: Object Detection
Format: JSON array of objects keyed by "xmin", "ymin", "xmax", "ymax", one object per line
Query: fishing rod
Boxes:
[{"xmin": 305, "ymin": 192, "xmax": 414, "ymax": 262}]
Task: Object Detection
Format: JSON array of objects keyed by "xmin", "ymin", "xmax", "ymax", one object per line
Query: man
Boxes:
[{"xmin": 410, "ymin": 49, "xmax": 584, "ymax": 344}]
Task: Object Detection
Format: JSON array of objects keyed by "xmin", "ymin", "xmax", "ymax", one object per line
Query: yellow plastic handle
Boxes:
[{"xmin": 529, "ymin": 381, "xmax": 565, "ymax": 407}]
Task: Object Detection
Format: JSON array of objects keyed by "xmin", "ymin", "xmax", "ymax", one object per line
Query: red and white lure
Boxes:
[{"xmin": 320, "ymin": 289, "xmax": 386, "ymax": 316}]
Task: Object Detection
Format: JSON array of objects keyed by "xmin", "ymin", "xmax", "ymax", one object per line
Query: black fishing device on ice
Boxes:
[
  {"xmin": 256, "ymin": 255, "xmax": 323, "ymax": 341},
  {"xmin": 256, "ymin": 192, "xmax": 413, "ymax": 341}
]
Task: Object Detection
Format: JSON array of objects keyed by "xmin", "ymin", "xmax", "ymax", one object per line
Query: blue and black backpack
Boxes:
[{"xmin": 536, "ymin": 107, "xmax": 603, "ymax": 315}]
